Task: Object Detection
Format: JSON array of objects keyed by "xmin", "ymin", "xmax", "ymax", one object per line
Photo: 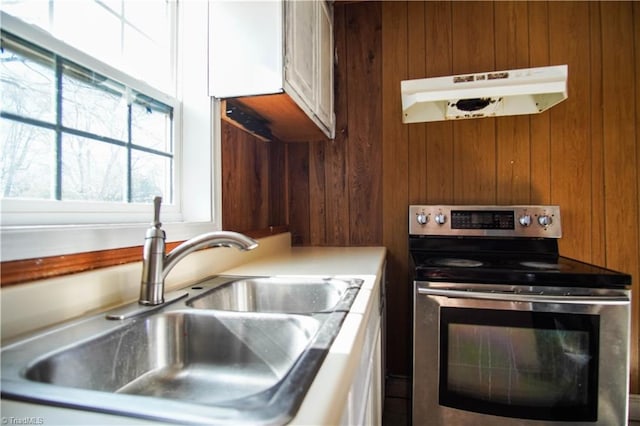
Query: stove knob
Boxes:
[
  {"xmin": 416, "ymin": 213, "xmax": 428, "ymax": 225},
  {"xmin": 519, "ymin": 215, "xmax": 532, "ymax": 227},
  {"xmin": 434, "ymin": 213, "xmax": 447, "ymax": 225},
  {"xmin": 538, "ymin": 215, "xmax": 553, "ymax": 227}
]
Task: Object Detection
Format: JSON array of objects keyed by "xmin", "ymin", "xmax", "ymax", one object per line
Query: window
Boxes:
[
  {"xmin": 0, "ymin": 1, "xmax": 219, "ymax": 261},
  {"xmin": 1, "ymin": 32, "xmax": 174, "ymax": 204},
  {"xmin": 0, "ymin": 0, "xmax": 175, "ymax": 92}
]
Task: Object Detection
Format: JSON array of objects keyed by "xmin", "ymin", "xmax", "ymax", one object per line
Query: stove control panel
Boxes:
[{"xmin": 409, "ymin": 205, "xmax": 561, "ymax": 238}]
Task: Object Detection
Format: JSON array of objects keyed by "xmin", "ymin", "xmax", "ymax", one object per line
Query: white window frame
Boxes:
[{"xmin": 0, "ymin": 1, "xmax": 222, "ymax": 261}]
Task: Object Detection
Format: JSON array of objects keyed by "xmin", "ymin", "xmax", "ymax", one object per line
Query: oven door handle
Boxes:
[{"xmin": 417, "ymin": 287, "xmax": 630, "ymax": 305}]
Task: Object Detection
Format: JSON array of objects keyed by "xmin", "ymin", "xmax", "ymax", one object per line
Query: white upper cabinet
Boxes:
[
  {"xmin": 315, "ymin": 1, "xmax": 334, "ymax": 129},
  {"xmin": 209, "ymin": 0, "xmax": 335, "ymax": 141},
  {"xmin": 285, "ymin": 0, "xmax": 315, "ymax": 107}
]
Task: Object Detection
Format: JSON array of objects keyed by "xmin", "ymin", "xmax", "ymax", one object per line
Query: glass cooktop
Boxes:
[{"xmin": 411, "ymin": 251, "xmax": 631, "ymax": 288}]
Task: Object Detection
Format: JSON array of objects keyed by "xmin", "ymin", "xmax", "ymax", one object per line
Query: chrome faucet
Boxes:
[{"xmin": 139, "ymin": 196, "xmax": 259, "ymax": 305}]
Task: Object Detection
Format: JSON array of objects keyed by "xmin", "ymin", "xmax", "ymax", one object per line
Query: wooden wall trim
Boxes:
[
  {"xmin": 634, "ymin": 0, "xmax": 640, "ymax": 392},
  {"xmin": 0, "ymin": 226, "xmax": 288, "ymax": 287}
]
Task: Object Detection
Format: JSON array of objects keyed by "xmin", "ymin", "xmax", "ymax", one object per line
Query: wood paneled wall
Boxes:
[
  {"xmin": 286, "ymin": 2, "xmax": 383, "ymax": 247},
  {"xmin": 221, "ymin": 1, "xmax": 640, "ymax": 392},
  {"xmin": 221, "ymin": 121, "xmax": 286, "ymax": 232},
  {"xmin": 380, "ymin": 0, "xmax": 640, "ymax": 388}
]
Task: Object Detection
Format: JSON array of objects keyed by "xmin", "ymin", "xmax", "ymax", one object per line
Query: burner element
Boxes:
[
  {"xmin": 520, "ymin": 261, "xmax": 564, "ymax": 270},
  {"xmin": 433, "ymin": 258, "xmax": 483, "ymax": 268}
]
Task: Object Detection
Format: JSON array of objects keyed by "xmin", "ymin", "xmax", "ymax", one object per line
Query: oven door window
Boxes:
[{"xmin": 440, "ymin": 307, "xmax": 599, "ymax": 421}]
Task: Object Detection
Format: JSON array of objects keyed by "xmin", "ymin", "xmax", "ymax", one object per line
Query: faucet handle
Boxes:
[{"xmin": 153, "ymin": 196, "xmax": 162, "ymax": 228}]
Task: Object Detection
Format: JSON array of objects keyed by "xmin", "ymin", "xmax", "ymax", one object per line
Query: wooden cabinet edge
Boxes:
[{"xmin": 224, "ymin": 93, "xmax": 332, "ymax": 142}]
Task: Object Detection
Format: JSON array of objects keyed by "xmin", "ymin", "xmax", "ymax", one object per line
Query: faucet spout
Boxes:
[
  {"xmin": 139, "ymin": 197, "xmax": 258, "ymax": 306},
  {"xmin": 162, "ymin": 231, "xmax": 258, "ymax": 281}
]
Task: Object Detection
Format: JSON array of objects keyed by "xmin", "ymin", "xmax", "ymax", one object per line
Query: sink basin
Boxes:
[
  {"xmin": 24, "ymin": 311, "xmax": 319, "ymax": 403},
  {"xmin": 1, "ymin": 275, "xmax": 362, "ymax": 424},
  {"xmin": 187, "ymin": 277, "xmax": 352, "ymax": 313}
]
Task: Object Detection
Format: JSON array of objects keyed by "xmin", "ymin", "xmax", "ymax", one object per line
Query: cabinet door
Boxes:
[
  {"xmin": 285, "ymin": 0, "xmax": 316, "ymax": 109},
  {"xmin": 316, "ymin": 0, "xmax": 334, "ymax": 135}
]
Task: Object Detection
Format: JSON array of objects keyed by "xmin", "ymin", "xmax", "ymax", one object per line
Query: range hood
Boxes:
[{"xmin": 401, "ymin": 65, "xmax": 568, "ymax": 123}]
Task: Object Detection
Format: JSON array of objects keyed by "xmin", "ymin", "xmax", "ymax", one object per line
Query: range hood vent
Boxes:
[{"xmin": 401, "ymin": 65, "xmax": 568, "ymax": 123}]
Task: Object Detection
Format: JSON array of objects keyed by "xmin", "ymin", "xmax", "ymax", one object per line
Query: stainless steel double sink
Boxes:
[{"xmin": 1, "ymin": 276, "xmax": 363, "ymax": 425}]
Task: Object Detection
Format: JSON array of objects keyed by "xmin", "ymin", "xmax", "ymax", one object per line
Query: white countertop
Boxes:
[
  {"xmin": 1, "ymin": 241, "xmax": 387, "ymax": 425},
  {"xmin": 222, "ymin": 246, "xmax": 386, "ymax": 277}
]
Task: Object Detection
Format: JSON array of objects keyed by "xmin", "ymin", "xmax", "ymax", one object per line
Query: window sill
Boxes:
[{"xmin": 1, "ymin": 226, "xmax": 288, "ymax": 287}]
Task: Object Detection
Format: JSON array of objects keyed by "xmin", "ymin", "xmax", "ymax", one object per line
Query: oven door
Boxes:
[{"xmin": 413, "ymin": 282, "xmax": 631, "ymax": 426}]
